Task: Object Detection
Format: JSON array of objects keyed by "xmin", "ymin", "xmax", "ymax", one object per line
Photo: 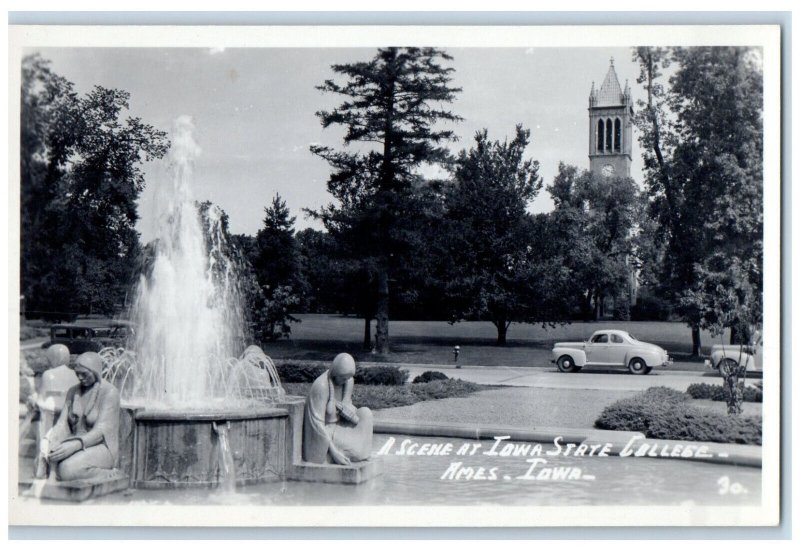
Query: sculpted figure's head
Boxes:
[
  {"xmin": 46, "ymin": 344, "xmax": 70, "ymax": 368},
  {"xmin": 330, "ymin": 353, "xmax": 356, "ymax": 385},
  {"xmin": 243, "ymin": 345, "xmax": 264, "ymax": 357},
  {"xmin": 73, "ymin": 351, "xmax": 104, "ymax": 388}
]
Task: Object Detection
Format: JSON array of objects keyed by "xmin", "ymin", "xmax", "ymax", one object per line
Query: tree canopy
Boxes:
[
  {"xmin": 310, "ymin": 47, "xmax": 462, "ymax": 353},
  {"xmin": 21, "ymin": 54, "xmax": 170, "ymax": 318},
  {"xmin": 633, "ymin": 46, "xmax": 763, "ymax": 350}
]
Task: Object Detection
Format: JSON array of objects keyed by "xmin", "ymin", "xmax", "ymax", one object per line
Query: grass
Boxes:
[
  {"xmin": 283, "ymin": 378, "xmax": 490, "ymax": 410},
  {"xmin": 261, "ymin": 314, "xmax": 731, "ymax": 370}
]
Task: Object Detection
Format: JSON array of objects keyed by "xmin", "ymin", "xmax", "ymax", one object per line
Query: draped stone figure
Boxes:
[{"xmin": 302, "ymin": 353, "xmax": 373, "ymax": 465}]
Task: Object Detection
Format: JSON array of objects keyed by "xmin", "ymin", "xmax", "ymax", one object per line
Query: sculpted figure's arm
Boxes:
[
  {"xmin": 341, "ymin": 377, "xmax": 354, "ymax": 406},
  {"xmin": 46, "ymin": 388, "xmax": 81, "ymax": 462},
  {"xmin": 46, "ymin": 388, "xmax": 74, "ymax": 446}
]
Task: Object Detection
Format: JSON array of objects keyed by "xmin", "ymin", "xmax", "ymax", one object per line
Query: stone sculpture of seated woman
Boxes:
[
  {"xmin": 302, "ymin": 353, "xmax": 373, "ymax": 465},
  {"xmin": 38, "ymin": 351, "xmax": 121, "ymax": 482}
]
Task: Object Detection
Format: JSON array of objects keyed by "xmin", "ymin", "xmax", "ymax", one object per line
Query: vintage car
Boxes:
[
  {"xmin": 704, "ymin": 344, "xmax": 762, "ymax": 373},
  {"xmin": 551, "ymin": 329, "xmax": 672, "ymax": 375},
  {"xmin": 43, "ymin": 322, "xmax": 132, "ymax": 354}
]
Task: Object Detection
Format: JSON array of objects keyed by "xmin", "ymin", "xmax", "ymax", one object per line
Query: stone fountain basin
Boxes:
[{"xmin": 120, "ymin": 396, "xmax": 305, "ymax": 489}]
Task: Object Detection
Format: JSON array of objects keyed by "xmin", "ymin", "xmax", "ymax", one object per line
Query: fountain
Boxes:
[{"xmin": 99, "ymin": 116, "xmax": 305, "ymax": 490}]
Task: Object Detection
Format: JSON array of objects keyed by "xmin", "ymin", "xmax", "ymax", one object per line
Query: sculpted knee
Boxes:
[
  {"xmin": 55, "ymin": 455, "xmax": 83, "ymax": 482},
  {"xmin": 357, "ymin": 407, "xmax": 373, "ymax": 423}
]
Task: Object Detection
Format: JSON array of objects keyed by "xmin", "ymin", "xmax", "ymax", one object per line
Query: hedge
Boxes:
[
  {"xmin": 686, "ymin": 382, "xmax": 762, "ymax": 403},
  {"xmin": 276, "ymin": 362, "xmax": 408, "ymax": 386},
  {"xmin": 282, "ymin": 378, "xmax": 483, "ymax": 410},
  {"xmin": 595, "ymin": 386, "xmax": 761, "ymax": 445},
  {"xmin": 412, "ymin": 370, "xmax": 449, "ymax": 384}
]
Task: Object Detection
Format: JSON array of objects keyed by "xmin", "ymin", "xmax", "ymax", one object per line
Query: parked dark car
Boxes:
[{"xmin": 43, "ymin": 323, "xmax": 132, "ymax": 354}]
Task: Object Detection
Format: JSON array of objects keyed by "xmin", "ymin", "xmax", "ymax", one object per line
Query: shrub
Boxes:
[
  {"xmin": 639, "ymin": 386, "xmax": 690, "ymax": 404},
  {"xmin": 354, "ymin": 366, "xmax": 408, "ymax": 386},
  {"xmin": 686, "ymin": 383, "xmax": 762, "ymax": 403},
  {"xmin": 20, "ymin": 324, "xmax": 49, "ymax": 341},
  {"xmin": 595, "ymin": 386, "xmax": 761, "ymax": 445},
  {"xmin": 647, "ymin": 409, "xmax": 762, "ymax": 445},
  {"xmin": 413, "ymin": 370, "xmax": 449, "ymax": 384},
  {"xmin": 22, "ymin": 349, "xmax": 50, "ymax": 374},
  {"xmin": 276, "ymin": 362, "xmax": 326, "ymax": 383},
  {"xmin": 281, "ymin": 378, "xmax": 485, "ymax": 410},
  {"xmin": 277, "ymin": 363, "xmax": 409, "ymax": 386}
]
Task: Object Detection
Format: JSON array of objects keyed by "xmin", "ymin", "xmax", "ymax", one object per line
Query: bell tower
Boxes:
[{"xmin": 588, "ymin": 58, "xmax": 633, "ymax": 179}]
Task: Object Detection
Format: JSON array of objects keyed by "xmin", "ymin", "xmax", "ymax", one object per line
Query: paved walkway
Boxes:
[{"xmin": 275, "ymin": 358, "xmax": 730, "ymax": 392}]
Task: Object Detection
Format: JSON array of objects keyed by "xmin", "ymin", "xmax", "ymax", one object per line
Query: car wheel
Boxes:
[
  {"xmin": 628, "ymin": 357, "xmax": 648, "ymax": 375},
  {"xmin": 557, "ymin": 355, "xmax": 580, "ymax": 373}
]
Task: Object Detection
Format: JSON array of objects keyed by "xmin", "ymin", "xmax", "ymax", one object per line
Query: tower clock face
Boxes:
[{"xmin": 601, "ymin": 164, "xmax": 616, "ymax": 178}]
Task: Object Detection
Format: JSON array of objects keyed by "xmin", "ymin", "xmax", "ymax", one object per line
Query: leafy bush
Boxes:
[
  {"xmin": 276, "ymin": 362, "xmax": 326, "ymax": 383},
  {"xmin": 276, "ymin": 363, "xmax": 408, "ymax": 386},
  {"xmin": 282, "ymin": 378, "xmax": 484, "ymax": 410},
  {"xmin": 647, "ymin": 408, "xmax": 762, "ymax": 445},
  {"xmin": 413, "ymin": 370, "xmax": 449, "ymax": 384},
  {"xmin": 354, "ymin": 366, "xmax": 408, "ymax": 386},
  {"xmin": 686, "ymin": 383, "xmax": 762, "ymax": 403},
  {"xmin": 20, "ymin": 324, "xmax": 49, "ymax": 341},
  {"xmin": 595, "ymin": 387, "xmax": 761, "ymax": 445},
  {"xmin": 22, "ymin": 349, "xmax": 50, "ymax": 374}
]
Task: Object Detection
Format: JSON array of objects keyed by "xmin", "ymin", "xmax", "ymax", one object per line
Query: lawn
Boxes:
[{"xmin": 260, "ymin": 314, "xmax": 730, "ymax": 370}]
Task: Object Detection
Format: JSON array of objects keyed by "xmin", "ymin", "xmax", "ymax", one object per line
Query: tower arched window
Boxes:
[
  {"xmin": 614, "ymin": 118, "xmax": 621, "ymax": 152},
  {"xmin": 597, "ymin": 119, "xmax": 604, "ymax": 153},
  {"xmin": 605, "ymin": 118, "xmax": 613, "ymax": 152}
]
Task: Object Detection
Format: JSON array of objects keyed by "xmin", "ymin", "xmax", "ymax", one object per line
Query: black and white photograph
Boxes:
[{"xmin": 7, "ymin": 23, "xmax": 781, "ymax": 528}]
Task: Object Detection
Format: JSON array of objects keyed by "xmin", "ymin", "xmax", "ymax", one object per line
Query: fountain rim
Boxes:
[{"xmin": 124, "ymin": 395, "xmax": 304, "ymax": 422}]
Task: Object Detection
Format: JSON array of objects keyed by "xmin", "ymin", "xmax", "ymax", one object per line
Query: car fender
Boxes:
[
  {"xmin": 552, "ymin": 347, "xmax": 587, "ymax": 367},
  {"xmin": 624, "ymin": 347, "xmax": 660, "ymax": 367},
  {"xmin": 711, "ymin": 349, "xmax": 756, "ymax": 370}
]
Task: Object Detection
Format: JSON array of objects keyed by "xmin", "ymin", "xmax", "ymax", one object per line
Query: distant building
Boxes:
[
  {"xmin": 588, "ymin": 58, "xmax": 638, "ymax": 312},
  {"xmin": 588, "ymin": 58, "xmax": 633, "ymax": 179}
]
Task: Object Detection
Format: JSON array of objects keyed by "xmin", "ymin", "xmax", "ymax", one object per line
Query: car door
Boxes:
[
  {"xmin": 607, "ymin": 333, "xmax": 627, "ymax": 366},
  {"xmin": 586, "ymin": 333, "xmax": 610, "ymax": 364},
  {"xmin": 71, "ymin": 327, "xmax": 92, "ymax": 353}
]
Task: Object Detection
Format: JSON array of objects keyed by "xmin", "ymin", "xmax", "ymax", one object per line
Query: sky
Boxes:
[{"xmin": 32, "ymin": 46, "xmax": 645, "ymax": 241}]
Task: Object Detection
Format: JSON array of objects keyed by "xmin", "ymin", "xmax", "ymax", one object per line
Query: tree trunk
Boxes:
[
  {"xmin": 374, "ymin": 266, "xmax": 390, "ymax": 354},
  {"xmin": 495, "ymin": 320, "xmax": 509, "ymax": 346},
  {"xmin": 691, "ymin": 325, "xmax": 702, "ymax": 356},
  {"xmin": 363, "ymin": 316, "xmax": 372, "ymax": 351},
  {"xmin": 594, "ymin": 292, "xmax": 602, "ymax": 321}
]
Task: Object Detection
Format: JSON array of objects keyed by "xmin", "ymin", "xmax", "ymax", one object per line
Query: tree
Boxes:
[
  {"xmin": 251, "ymin": 194, "xmax": 303, "ymax": 339},
  {"xmin": 441, "ymin": 126, "xmax": 554, "ymax": 345},
  {"xmin": 633, "ymin": 47, "xmax": 763, "ymax": 353},
  {"xmin": 21, "ymin": 55, "xmax": 170, "ymax": 318},
  {"xmin": 547, "ymin": 163, "xmax": 641, "ymax": 321},
  {"xmin": 310, "ymin": 47, "xmax": 462, "ymax": 354},
  {"xmin": 254, "ymin": 194, "xmax": 306, "ymax": 295}
]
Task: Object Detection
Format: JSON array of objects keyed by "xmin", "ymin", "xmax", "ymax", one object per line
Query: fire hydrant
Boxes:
[{"xmin": 453, "ymin": 345, "xmax": 461, "ymax": 368}]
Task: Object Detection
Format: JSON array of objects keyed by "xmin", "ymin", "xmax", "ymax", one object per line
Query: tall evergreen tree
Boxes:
[
  {"xmin": 310, "ymin": 47, "xmax": 462, "ymax": 353},
  {"xmin": 255, "ymin": 194, "xmax": 303, "ymax": 293}
]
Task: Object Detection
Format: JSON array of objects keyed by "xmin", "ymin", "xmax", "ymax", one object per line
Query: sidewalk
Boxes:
[{"xmin": 273, "ymin": 358, "xmax": 718, "ymax": 392}]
